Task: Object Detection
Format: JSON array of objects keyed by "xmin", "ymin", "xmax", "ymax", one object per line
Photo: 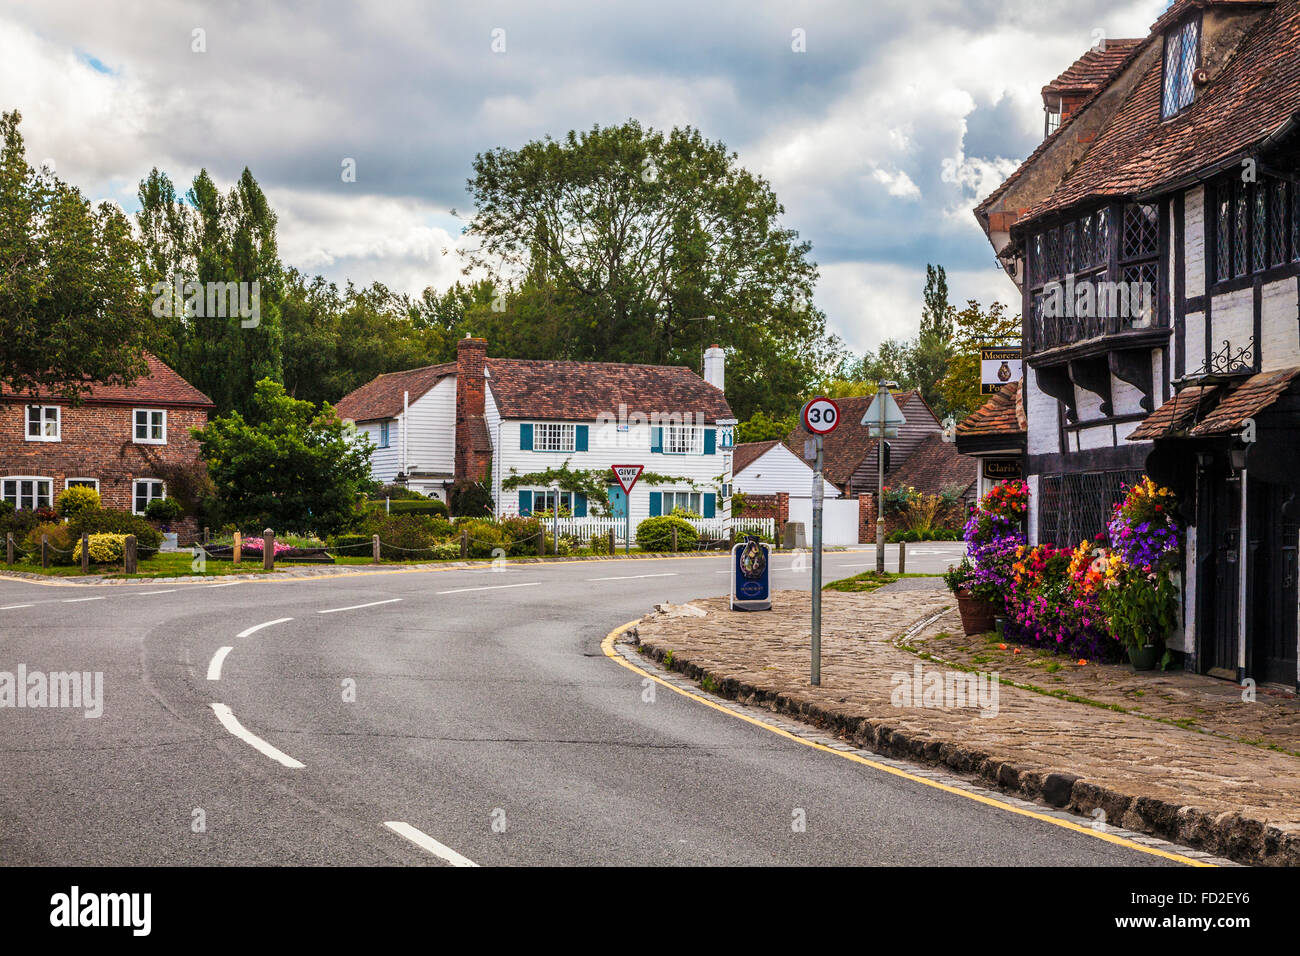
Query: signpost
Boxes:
[
  {"xmin": 979, "ymin": 344, "xmax": 1022, "ymax": 395},
  {"xmin": 800, "ymin": 397, "xmax": 839, "ymax": 686},
  {"xmin": 863, "ymin": 382, "xmax": 906, "ymax": 573},
  {"xmin": 610, "ymin": 464, "xmax": 644, "ymax": 555}
]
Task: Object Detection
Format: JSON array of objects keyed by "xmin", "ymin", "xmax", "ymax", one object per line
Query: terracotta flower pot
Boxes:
[{"xmin": 955, "ymin": 589, "xmax": 998, "ymax": 636}]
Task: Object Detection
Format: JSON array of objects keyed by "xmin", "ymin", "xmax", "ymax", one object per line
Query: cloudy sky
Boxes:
[{"xmin": 3, "ymin": 0, "xmax": 1169, "ymax": 356}]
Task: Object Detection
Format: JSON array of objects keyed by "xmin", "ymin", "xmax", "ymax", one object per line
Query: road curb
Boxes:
[{"xmin": 627, "ymin": 620, "xmax": 1299, "ymax": 867}]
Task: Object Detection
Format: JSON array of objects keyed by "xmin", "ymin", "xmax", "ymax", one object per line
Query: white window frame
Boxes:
[
  {"xmin": 533, "ymin": 423, "xmax": 576, "ymax": 452},
  {"xmin": 378, "ymin": 421, "xmax": 391, "ymax": 448},
  {"xmin": 133, "ymin": 408, "xmax": 168, "ymax": 444},
  {"xmin": 531, "ymin": 489, "xmax": 574, "ymax": 513},
  {"xmin": 65, "ymin": 478, "xmax": 100, "ymax": 492},
  {"xmin": 25, "ymin": 405, "xmax": 61, "ymax": 442},
  {"xmin": 133, "ymin": 479, "xmax": 166, "ymax": 516},
  {"xmin": 2, "ymin": 476, "xmax": 54, "ymax": 510},
  {"xmin": 663, "ymin": 490, "xmax": 702, "ymax": 515},
  {"xmin": 662, "ymin": 425, "xmax": 702, "ymax": 455}
]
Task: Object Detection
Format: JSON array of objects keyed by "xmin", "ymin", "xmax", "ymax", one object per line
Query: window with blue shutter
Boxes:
[
  {"xmin": 518, "ymin": 490, "xmax": 533, "ymax": 516},
  {"xmin": 703, "ymin": 493, "xmax": 716, "ymax": 518},
  {"xmin": 575, "ymin": 425, "xmax": 588, "ymax": 451},
  {"xmin": 703, "ymin": 428, "xmax": 716, "ymax": 455},
  {"xmin": 520, "ymin": 423, "xmax": 533, "ymax": 450},
  {"xmin": 649, "ymin": 492, "xmax": 662, "ymax": 516},
  {"xmin": 649, "ymin": 427, "xmax": 662, "ymax": 453},
  {"xmin": 574, "ymin": 493, "xmax": 587, "ymax": 517}
]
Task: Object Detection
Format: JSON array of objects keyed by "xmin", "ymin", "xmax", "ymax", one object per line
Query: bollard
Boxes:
[
  {"xmin": 124, "ymin": 535, "xmax": 137, "ymax": 574},
  {"xmin": 899, "ymin": 540, "xmax": 906, "ymax": 575},
  {"xmin": 263, "ymin": 528, "xmax": 275, "ymax": 571},
  {"xmin": 203, "ymin": 526, "xmax": 210, "ymax": 545},
  {"xmin": 6, "ymin": 532, "xmax": 13, "ymax": 565},
  {"xmin": 372, "ymin": 534, "xmax": 381, "ymax": 564},
  {"xmin": 233, "ymin": 531, "xmax": 242, "ymax": 566},
  {"xmin": 537, "ymin": 531, "xmax": 545, "ymax": 557},
  {"xmin": 728, "ymin": 527, "xmax": 735, "ymax": 551},
  {"xmin": 671, "ymin": 527, "xmax": 677, "ymax": 553},
  {"xmin": 460, "ymin": 530, "xmax": 468, "ymax": 559},
  {"xmin": 80, "ymin": 533, "xmax": 89, "ymax": 573},
  {"xmin": 41, "ymin": 534, "xmax": 50, "ymax": 569},
  {"xmin": 607, "ymin": 529, "xmax": 615, "ymax": 556}
]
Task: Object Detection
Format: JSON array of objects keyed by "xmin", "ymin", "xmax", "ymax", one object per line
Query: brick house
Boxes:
[
  {"xmin": 0, "ymin": 353, "xmax": 214, "ymax": 538},
  {"xmin": 336, "ymin": 338, "xmax": 738, "ymax": 522},
  {"xmin": 975, "ymin": 0, "xmax": 1300, "ymax": 687}
]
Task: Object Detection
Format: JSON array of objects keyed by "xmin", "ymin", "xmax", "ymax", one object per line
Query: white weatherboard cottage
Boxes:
[{"xmin": 336, "ymin": 339, "xmax": 737, "ymax": 524}]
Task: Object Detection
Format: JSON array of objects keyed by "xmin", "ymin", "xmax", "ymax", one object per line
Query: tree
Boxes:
[
  {"xmin": 0, "ymin": 110, "xmax": 151, "ymax": 399},
  {"xmin": 137, "ymin": 167, "xmax": 284, "ymax": 414},
  {"xmin": 193, "ymin": 379, "xmax": 374, "ymax": 534},
  {"xmin": 461, "ymin": 120, "xmax": 839, "ymax": 419},
  {"xmin": 910, "ymin": 264, "xmax": 957, "ymax": 416},
  {"xmin": 937, "ymin": 299, "xmax": 1021, "ymax": 422},
  {"xmin": 735, "ymin": 410, "xmax": 797, "ymax": 444}
]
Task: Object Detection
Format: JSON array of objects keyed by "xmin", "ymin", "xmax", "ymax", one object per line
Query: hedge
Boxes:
[{"xmin": 635, "ymin": 515, "xmax": 698, "ymax": 552}]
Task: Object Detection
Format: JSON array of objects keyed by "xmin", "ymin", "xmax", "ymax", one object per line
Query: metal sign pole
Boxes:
[
  {"xmin": 876, "ymin": 383, "xmax": 887, "ymax": 574},
  {"xmin": 811, "ymin": 433, "xmax": 824, "ymax": 686}
]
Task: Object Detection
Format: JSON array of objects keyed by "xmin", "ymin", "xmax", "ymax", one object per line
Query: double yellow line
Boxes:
[{"xmin": 601, "ymin": 621, "xmax": 1213, "ymax": 867}]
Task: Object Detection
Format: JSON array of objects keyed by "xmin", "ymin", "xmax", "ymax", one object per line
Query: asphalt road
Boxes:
[{"xmin": 0, "ymin": 544, "xmax": 1188, "ymax": 866}]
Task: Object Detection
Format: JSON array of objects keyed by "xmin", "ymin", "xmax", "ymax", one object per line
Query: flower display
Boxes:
[
  {"xmin": 240, "ymin": 536, "xmax": 293, "ymax": 556},
  {"xmin": 949, "ymin": 475, "xmax": 1182, "ymax": 664}
]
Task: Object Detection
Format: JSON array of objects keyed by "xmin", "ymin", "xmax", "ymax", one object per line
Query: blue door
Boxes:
[{"xmin": 607, "ymin": 484, "xmax": 627, "ymax": 518}]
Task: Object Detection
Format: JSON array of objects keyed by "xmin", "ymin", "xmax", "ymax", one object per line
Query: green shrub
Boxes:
[
  {"xmin": 56, "ymin": 485, "xmax": 101, "ymax": 519},
  {"xmin": 74, "ymin": 533, "xmax": 129, "ymax": 564},
  {"xmin": 67, "ymin": 509, "xmax": 163, "ymax": 553},
  {"xmin": 456, "ymin": 518, "xmax": 509, "ymax": 558},
  {"xmin": 328, "ymin": 533, "xmax": 374, "ymax": 555},
  {"xmin": 354, "ymin": 513, "xmax": 451, "ymax": 559},
  {"xmin": 0, "ymin": 501, "xmax": 39, "ymax": 541},
  {"xmin": 366, "ymin": 498, "xmax": 449, "ymax": 517},
  {"xmin": 448, "ymin": 480, "xmax": 493, "ymax": 517},
  {"xmin": 144, "ymin": 497, "xmax": 184, "ymax": 523},
  {"xmin": 22, "ymin": 523, "xmax": 77, "ymax": 565},
  {"xmin": 376, "ymin": 483, "xmax": 427, "ymax": 500},
  {"xmin": 636, "ymin": 515, "xmax": 698, "ymax": 552},
  {"xmin": 498, "ymin": 516, "xmax": 543, "ymax": 556}
]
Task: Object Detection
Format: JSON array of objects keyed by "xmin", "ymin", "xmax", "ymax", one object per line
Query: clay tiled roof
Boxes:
[
  {"xmin": 885, "ymin": 434, "xmax": 978, "ymax": 498},
  {"xmin": 1128, "ymin": 367, "xmax": 1300, "ymax": 440},
  {"xmin": 956, "ymin": 382, "xmax": 1026, "ymax": 439},
  {"xmin": 783, "ymin": 392, "xmax": 923, "ymax": 487},
  {"xmin": 732, "ymin": 439, "xmax": 781, "ymax": 476},
  {"xmin": 0, "ymin": 352, "xmax": 213, "ymax": 408},
  {"xmin": 1044, "ymin": 39, "xmax": 1143, "ymax": 94},
  {"xmin": 1126, "ymin": 383, "xmax": 1221, "ymax": 439},
  {"xmin": 334, "ymin": 363, "xmax": 454, "ymax": 422},
  {"xmin": 1190, "ymin": 367, "xmax": 1300, "ymax": 436},
  {"xmin": 485, "ymin": 359, "xmax": 733, "ymax": 423},
  {"xmin": 1017, "ymin": 0, "xmax": 1295, "ymax": 224}
]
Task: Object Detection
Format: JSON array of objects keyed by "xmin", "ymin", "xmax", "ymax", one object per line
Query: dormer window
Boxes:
[
  {"xmin": 1161, "ymin": 17, "xmax": 1200, "ymax": 118},
  {"xmin": 1044, "ymin": 98, "xmax": 1062, "ymax": 138}
]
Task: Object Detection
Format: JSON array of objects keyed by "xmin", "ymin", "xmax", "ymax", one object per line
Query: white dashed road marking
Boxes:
[
  {"xmin": 383, "ymin": 822, "xmax": 478, "ymax": 867},
  {"xmin": 207, "ymin": 646, "xmax": 233, "ymax": 681},
  {"xmin": 0, "ymin": 604, "xmax": 34, "ymax": 610},
  {"xmin": 209, "ymin": 703, "xmax": 305, "ymax": 769},
  {"xmin": 237, "ymin": 617, "xmax": 293, "ymax": 638},
  {"xmin": 587, "ymin": 573, "xmax": 677, "ymax": 581},
  {"xmin": 62, "ymin": 597, "xmax": 105, "ymax": 603},
  {"xmin": 435, "ymin": 583, "xmax": 539, "ymax": 595},
  {"xmin": 318, "ymin": 599, "xmax": 402, "ymax": 614}
]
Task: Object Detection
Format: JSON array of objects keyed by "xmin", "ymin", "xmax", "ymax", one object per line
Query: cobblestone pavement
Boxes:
[{"xmin": 632, "ymin": 582, "xmax": 1300, "ymax": 865}]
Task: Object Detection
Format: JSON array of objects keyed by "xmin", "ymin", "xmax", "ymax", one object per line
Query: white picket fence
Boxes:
[{"xmin": 538, "ymin": 515, "xmax": 774, "ymax": 544}]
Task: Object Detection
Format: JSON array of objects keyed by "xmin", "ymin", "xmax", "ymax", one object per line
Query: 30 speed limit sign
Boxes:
[{"xmin": 801, "ymin": 396, "xmax": 840, "ymax": 435}]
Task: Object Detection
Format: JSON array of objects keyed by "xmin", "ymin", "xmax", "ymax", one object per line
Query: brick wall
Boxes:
[
  {"xmin": 858, "ymin": 494, "xmax": 876, "ymax": 543},
  {"xmin": 0, "ymin": 400, "xmax": 209, "ymax": 539},
  {"xmin": 738, "ymin": 491, "xmax": 789, "ymax": 529}
]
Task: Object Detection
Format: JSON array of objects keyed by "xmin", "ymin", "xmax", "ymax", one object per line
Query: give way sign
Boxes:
[{"xmin": 611, "ymin": 464, "xmax": 644, "ymax": 494}]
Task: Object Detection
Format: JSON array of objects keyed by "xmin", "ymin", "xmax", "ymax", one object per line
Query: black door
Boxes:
[
  {"xmin": 1197, "ymin": 466, "xmax": 1240, "ymax": 679},
  {"xmin": 1247, "ymin": 480, "xmax": 1299, "ymax": 686}
]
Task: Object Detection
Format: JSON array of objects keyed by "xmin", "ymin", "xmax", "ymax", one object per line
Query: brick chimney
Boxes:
[{"xmin": 454, "ymin": 336, "xmax": 488, "ymax": 482}]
